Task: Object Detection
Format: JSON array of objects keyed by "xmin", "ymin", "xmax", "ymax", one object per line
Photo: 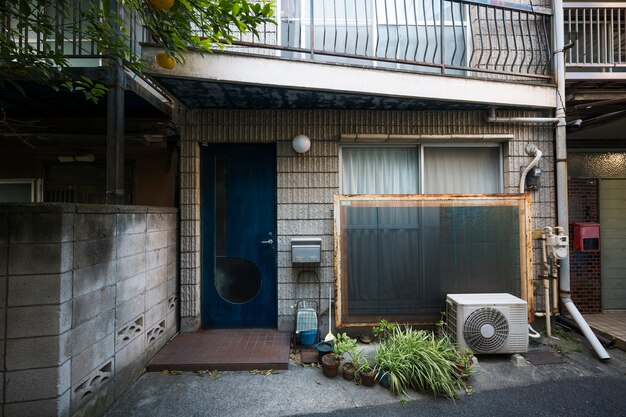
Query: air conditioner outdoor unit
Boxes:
[{"xmin": 446, "ymin": 293, "xmax": 528, "ymax": 354}]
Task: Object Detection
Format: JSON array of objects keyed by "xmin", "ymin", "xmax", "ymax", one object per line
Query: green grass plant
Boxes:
[{"xmin": 374, "ymin": 323, "xmax": 471, "ymax": 399}]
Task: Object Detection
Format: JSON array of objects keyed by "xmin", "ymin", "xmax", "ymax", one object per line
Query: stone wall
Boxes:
[
  {"xmin": 177, "ymin": 109, "xmax": 556, "ymax": 332},
  {"xmin": 0, "ymin": 204, "xmax": 178, "ymax": 417}
]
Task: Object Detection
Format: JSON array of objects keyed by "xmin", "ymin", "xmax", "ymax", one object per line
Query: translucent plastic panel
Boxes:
[{"xmin": 339, "ymin": 199, "xmax": 524, "ymax": 324}]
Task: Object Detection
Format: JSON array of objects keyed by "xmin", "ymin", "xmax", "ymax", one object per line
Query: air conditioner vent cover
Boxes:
[
  {"xmin": 446, "ymin": 293, "xmax": 528, "ymax": 354},
  {"xmin": 463, "ymin": 307, "xmax": 509, "ymax": 353}
]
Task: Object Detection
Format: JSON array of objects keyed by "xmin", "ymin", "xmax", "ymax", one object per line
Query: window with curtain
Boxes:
[
  {"xmin": 341, "ymin": 145, "xmax": 501, "ymax": 194},
  {"xmin": 423, "ymin": 147, "xmax": 501, "ymax": 194},
  {"xmin": 341, "ymin": 147, "xmax": 419, "ymax": 194}
]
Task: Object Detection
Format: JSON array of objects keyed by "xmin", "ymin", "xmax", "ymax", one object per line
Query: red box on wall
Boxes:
[{"xmin": 573, "ymin": 223, "xmax": 600, "ymax": 252}]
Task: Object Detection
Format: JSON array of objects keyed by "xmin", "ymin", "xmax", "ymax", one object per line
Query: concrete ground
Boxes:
[
  {"xmin": 106, "ymin": 330, "xmax": 626, "ymax": 417},
  {"xmin": 586, "ymin": 312, "xmax": 626, "ymax": 351}
]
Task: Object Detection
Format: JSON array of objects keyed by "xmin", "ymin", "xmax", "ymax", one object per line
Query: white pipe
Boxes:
[
  {"xmin": 552, "ymin": 259, "xmax": 559, "ymax": 315},
  {"xmin": 519, "ymin": 144, "xmax": 543, "ymax": 193},
  {"xmin": 540, "ymin": 229, "xmax": 551, "ymax": 337},
  {"xmin": 553, "ymin": 0, "xmax": 610, "ymax": 361},
  {"xmin": 487, "ymin": 108, "xmax": 560, "ymax": 125},
  {"xmin": 563, "ymin": 300, "xmax": 610, "ymax": 359}
]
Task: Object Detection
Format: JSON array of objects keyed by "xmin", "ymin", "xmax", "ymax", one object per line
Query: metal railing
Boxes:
[
  {"xmin": 3, "ymin": 0, "xmax": 553, "ymax": 81},
  {"xmin": 228, "ymin": 0, "xmax": 552, "ymax": 81},
  {"xmin": 2, "ymin": 0, "xmax": 146, "ymax": 62},
  {"xmin": 564, "ymin": 2, "xmax": 626, "ymax": 73}
]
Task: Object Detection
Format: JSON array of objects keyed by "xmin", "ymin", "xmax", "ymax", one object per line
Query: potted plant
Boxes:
[
  {"xmin": 372, "ymin": 319, "xmax": 394, "ymax": 342},
  {"xmin": 321, "ymin": 333, "xmax": 356, "ymax": 378},
  {"xmin": 374, "ymin": 339, "xmax": 411, "ymax": 394},
  {"xmin": 342, "ymin": 361, "xmax": 356, "ymax": 381},
  {"xmin": 315, "ymin": 341, "xmax": 334, "ymax": 362},
  {"xmin": 351, "ymin": 348, "xmax": 376, "ymax": 387}
]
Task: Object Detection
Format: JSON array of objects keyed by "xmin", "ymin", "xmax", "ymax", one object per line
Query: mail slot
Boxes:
[
  {"xmin": 573, "ymin": 223, "xmax": 600, "ymax": 252},
  {"xmin": 291, "ymin": 237, "xmax": 322, "ymax": 264}
]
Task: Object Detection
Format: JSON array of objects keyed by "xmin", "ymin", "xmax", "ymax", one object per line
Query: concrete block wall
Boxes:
[
  {"xmin": 0, "ymin": 204, "xmax": 177, "ymax": 417},
  {"xmin": 177, "ymin": 109, "xmax": 555, "ymax": 331}
]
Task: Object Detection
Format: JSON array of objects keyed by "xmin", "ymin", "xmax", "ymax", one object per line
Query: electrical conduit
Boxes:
[{"xmin": 519, "ymin": 146, "xmax": 552, "ymax": 337}]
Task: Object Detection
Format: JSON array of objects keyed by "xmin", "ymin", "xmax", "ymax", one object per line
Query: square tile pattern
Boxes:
[
  {"xmin": 585, "ymin": 312, "xmax": 626, "ymax": 351},
  {"xmin": 148, "ymin": 329, "xmax": 291, "ymax": 372}
]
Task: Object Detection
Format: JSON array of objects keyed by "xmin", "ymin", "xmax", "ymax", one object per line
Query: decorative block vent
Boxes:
[
  {"xmin": 116, "ymin": 316, "xmax": 144, "ymax": 350},
  {"xmin": 168, "ymin": 295, "xmax": 177, "ymax": 311},
  {"xmin": 72, "ymin": 360, "xmax": 113, "ymax": 409},
  {"xmin": 146, "ymin": 320, "xmax": 166, "ymax": 345}
]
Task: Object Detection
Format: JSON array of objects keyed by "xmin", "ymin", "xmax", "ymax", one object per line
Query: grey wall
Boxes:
[
  {"xmin": 177, "ymin": 109, "xmax": 556, "ymax": 332},
  {"xmin": 0, "ymin": 204, "xmax": 178, "ymax": 417}
]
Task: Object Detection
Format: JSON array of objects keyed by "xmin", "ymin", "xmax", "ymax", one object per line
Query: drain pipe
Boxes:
[{"xmin": 553, "ymin": 0, "xmax": 610, "ymax": 361}]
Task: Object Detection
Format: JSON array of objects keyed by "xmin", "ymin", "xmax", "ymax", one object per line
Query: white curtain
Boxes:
[
  {"xmin": 342, "ymin": 147, "xmax": 419, "ymax": 194},
  {"xmin": 424, "ymin": 147, "xmax": 500, "ymax": 194}
]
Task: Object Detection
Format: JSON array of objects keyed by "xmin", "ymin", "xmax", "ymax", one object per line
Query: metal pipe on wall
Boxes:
[
  {"xmin": 487, "ymin": 108, "xmax": 559, "ymax": 124},
  {"xmin": 553, "ymin": 0, "xmax": 610, "ymax": 361},
  {"xmin": 539, "ymin": 228, "xmax": 551, "ymax": 337}
]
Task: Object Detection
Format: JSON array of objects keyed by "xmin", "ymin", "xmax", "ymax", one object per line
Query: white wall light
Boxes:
[{"xmin": 292, "ymin": 134, "xmax": 311, "ymax": 154}]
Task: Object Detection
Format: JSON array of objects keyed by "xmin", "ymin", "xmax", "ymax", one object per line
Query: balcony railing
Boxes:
[
  {"xmin": 228, "ymin": 0, "xmax": 553, "ymax": 82},
  {"xmin": 3, "ymin": 0, "xmax": 553, "ymax": 82},
  {"xmin": 2, "ymin": 0, "xmax": 147, "ymax": 64},
  {"xmin": 565, "ymin": 2, "xmax": 626, "ymax": 75}
]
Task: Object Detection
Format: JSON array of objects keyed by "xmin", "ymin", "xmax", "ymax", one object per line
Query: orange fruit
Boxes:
[
  {"xmin": 156, "ymin": 53, "xmax": 176, "ymax": 70},
  {"xmin": 148, "ymin": 0, "xmax": 174, "ymax": 10}
]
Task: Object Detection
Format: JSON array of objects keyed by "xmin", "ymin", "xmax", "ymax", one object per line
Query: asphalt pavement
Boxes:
[
  {"xmin": 106, "ymin": 332, "xmax": 626, "ymax": 417},
  {"xmin": 299, "ymin": 377, "xmax": 626, "ymax": 417}
]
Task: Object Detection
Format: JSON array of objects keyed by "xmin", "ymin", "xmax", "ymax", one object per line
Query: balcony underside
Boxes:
[
  {"xmin": 0, "ymin": 67, "xmax": 170, "ymax": 119},
  {"xmin": 142, "ymin": 47, "xmax": 556, "ymax": 110},
  {"xmin": 566, "ymin": 77, "xmax": 626, "ymax": 148}
]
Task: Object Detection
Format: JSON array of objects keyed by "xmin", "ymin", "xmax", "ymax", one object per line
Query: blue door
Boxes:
[{"xmin": 201, "ymin": 144, "xmax": 277, "ymax": 328}]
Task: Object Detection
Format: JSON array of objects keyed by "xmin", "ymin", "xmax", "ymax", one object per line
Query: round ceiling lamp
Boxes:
[{"xmin": 292, "ymin": 134, "xmax": 311, "ymax": 154}]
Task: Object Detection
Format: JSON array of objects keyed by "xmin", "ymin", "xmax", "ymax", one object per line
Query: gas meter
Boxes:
[{"xmin": 546, "ymin": 228, "xmax": 569, "ymax": 260}]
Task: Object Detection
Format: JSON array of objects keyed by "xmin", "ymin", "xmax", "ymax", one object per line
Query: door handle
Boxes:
[{"xmin": 261, "ymin": 238, "xmax": 274, "ymax": 246}]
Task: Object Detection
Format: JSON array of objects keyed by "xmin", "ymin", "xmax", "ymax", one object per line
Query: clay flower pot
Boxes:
[
  {"xmin": 342, "ymin": 362, "xmax": 355, "ymax": 381},
  {"xmin": 359, "ymin": 370, "xmax": 376, "ymax": 387},
  {"xmin": 321, "ymin": 353, "xmax": 340, "ymax": 378}
]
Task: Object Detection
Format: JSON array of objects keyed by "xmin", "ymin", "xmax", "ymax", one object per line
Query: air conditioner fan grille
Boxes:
[{"xmin": 463, "ymin": 307, "xmax": 509, "ymax": 353}]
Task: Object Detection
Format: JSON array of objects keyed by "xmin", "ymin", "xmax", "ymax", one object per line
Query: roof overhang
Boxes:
[{"xmin": 142, "ymin": 46, "xmax": 557, "ymax": 110}]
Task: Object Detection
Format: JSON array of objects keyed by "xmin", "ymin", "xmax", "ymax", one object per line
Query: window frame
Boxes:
[
  {"xmin": 339, "ymin": 143, "xmax": 504, "ymax": 195},
  {"xmin": 333, "ymin": 193, "xmax": 534, "ymax": 328},
  {"xmin": 420, "ymin": 143, "xmax": 504, "ymax": 194},
  {"xmin": 0, "ymin": 178, "xmax": 43, "ymax": 202}
]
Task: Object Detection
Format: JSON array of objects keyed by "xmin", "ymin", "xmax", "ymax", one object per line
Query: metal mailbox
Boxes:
[{"xmin": 291, "ymin": 237, "xmax": 322, "ymax": 264}]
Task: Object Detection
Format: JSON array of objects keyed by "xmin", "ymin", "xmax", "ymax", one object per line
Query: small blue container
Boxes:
[
  {"xmin": 299, "ymin": 330, "xmax": 317, "ymax": 346},
  {"xmin": 315, "ymin": 341, "xmax": 334, "ymax": 361}
]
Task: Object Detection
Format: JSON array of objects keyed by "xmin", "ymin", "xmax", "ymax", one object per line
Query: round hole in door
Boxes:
[{"xmin": 215, "ymin": 257, "xmax": 262, "ymax": 304}]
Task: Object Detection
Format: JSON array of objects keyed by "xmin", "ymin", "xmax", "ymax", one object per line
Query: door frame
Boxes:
[{"xmin": 200, "ymin": 142, "xmax": 278, "ymax": 328}]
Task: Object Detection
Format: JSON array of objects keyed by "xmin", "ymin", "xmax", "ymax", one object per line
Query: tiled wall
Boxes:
[
  {"xmin": 568, "ymin": 178, "xmax": 602, "ymax": 313},
  {"xmin": 177, "ymin": 109, "xmax": 556, "ymax": 331},
  {"xmin": 0, "ymin": 204, "xmax": 178, "ymax": 417}
]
